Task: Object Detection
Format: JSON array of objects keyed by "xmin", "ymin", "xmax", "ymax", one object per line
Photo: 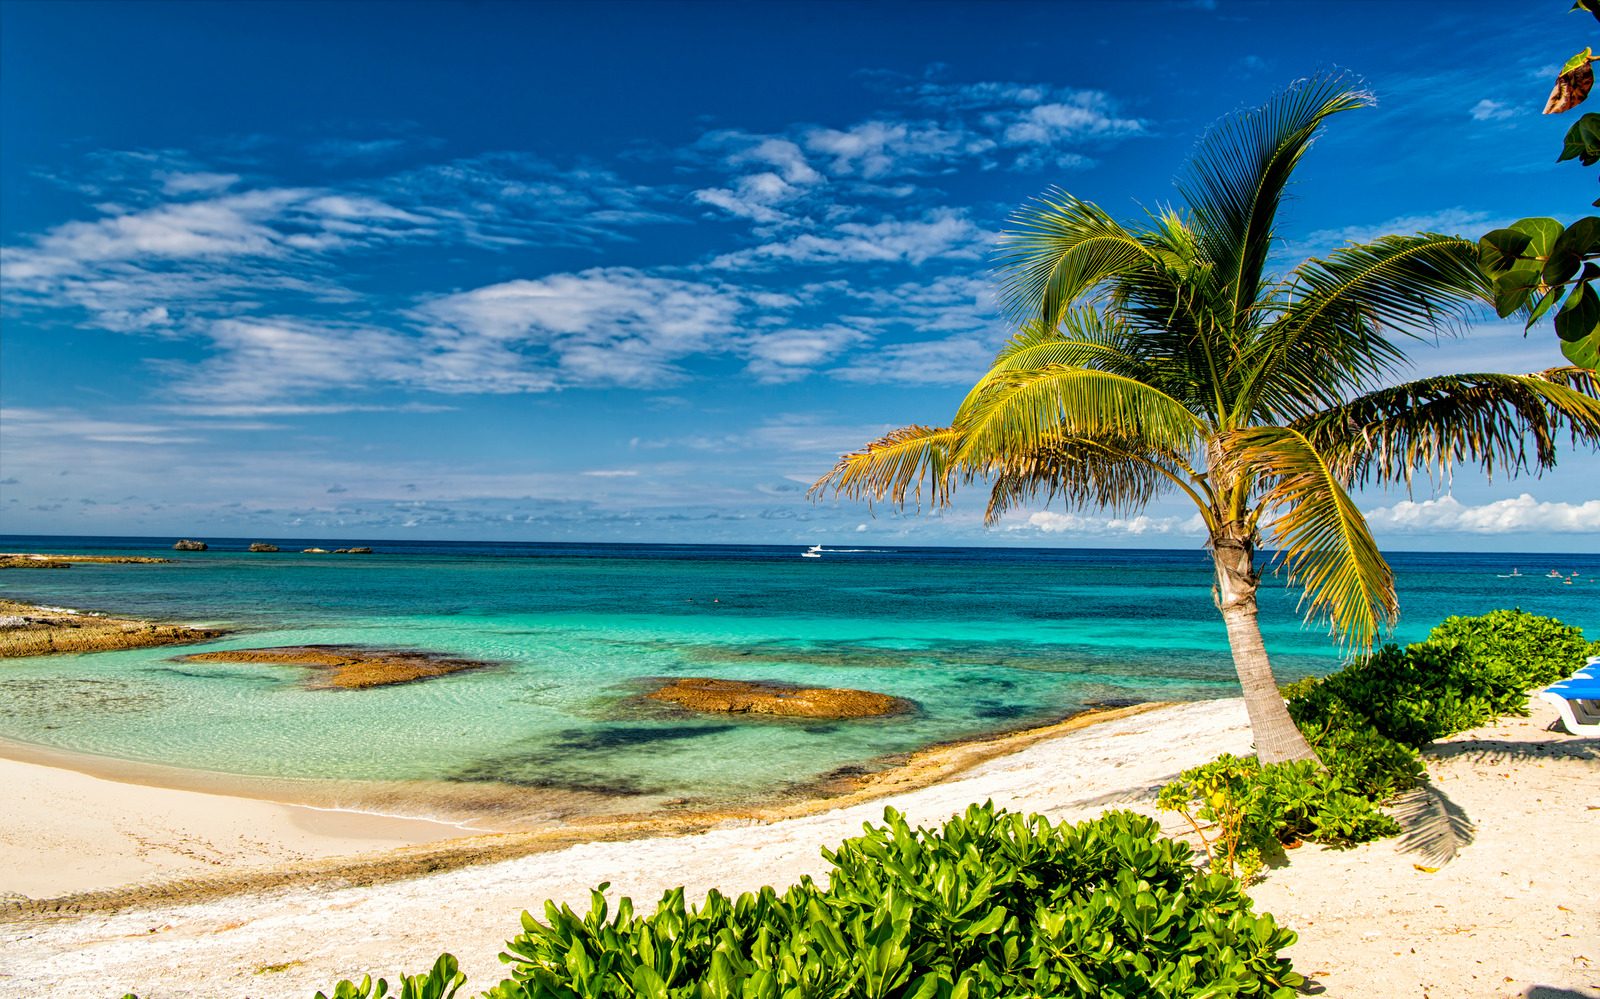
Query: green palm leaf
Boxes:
[
  {"xmin": 953, "ymin": 365, "xmax": 1206, "ymax": 466},
  {"xmin": 1227, "ymin": 427, "xmax": 1397, "ymax": 650},
  {"xmin": 994, "ymin": 191, "xmax": 1156, "ymax": 328},
  {"xmin": 980, "ymin": 436, "xmax": 1177, "ymax": 525},
  {"xmin": 1297, "ymin": 367, "xmax": 1600, "ymax": 486},
  {"xmin": 1179, "ymin": 77, "xmax": 1372, "ymax": 327},
  {"xmin": 808, "ymin": 425, "xmax": 962, "ymax": 511},
  {"xmin": 1243, "ymin": 234, "xmax": 1491, "ymax": 421}
]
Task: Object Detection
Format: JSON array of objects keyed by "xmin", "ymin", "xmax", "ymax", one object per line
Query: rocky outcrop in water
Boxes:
[
  {"xmin": 302, "ymin": 548, "xmax": 329, "ymax": 553},
  {"xmin": 172, "ymin": 540, "xmax": 207, "ymax": 551},
  {"xmin": 181, "ymin": 645, "xmax": 494, "ymax": 689},
  {"xmin": 334, "ymin": 547, "xmax": 373, "ymax": 554},
  {"xmin": 1, "ymin": 554, "xmax": 172, "ymax": 569},
  {"xmin": 248, "ymin": 543, "xmax": 280, "ymax": 552},
  {"xmin": 645, "ymin": 677, "xmax": 915, "ymax": 719},
  {"xmin": 0, "ymin": 599, "xmax": 224, "ymax": 658},
  {"xmin": 0, "ymin": 556, "xmax": 71, "ymax": 569}
]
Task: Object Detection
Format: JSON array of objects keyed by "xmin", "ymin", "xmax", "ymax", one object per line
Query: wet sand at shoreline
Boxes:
[
  {"xmin": 6, "ymin": 700, "xmax": 1592, "ymax": 998},
  {"xmin": 0, "ymin": 701, "xmax": 1163, "ymax": 909}
]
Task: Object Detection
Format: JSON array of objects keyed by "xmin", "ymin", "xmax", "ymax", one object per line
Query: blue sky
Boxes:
[{"xmin": 1, "ymin": 0, "xmax": 1597, "ymax": 550}]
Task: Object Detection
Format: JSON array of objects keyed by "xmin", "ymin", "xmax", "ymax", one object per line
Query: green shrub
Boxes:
[
  {"xmin": 312, "ymin": 805, "xmax": 1303, "ymax": 999},
  {"xmin": 1156, "ymin": 754, "xmax": 1398, "ymax": 881},
  {"xmin": 1287, "ymin": 610, "xmax": 1596, "ymax": 751},
  {"xmin": 1286, "ymin": 642, "xmax": 1497, "ymax": 749},
  {"xmin": 1424, "ymin": 609, "xmax": 1596, "ymax": 713},
  {"xmin": 314, "ymin": 955, "xmax": 466, "ymax": 999},
  {"xmin": 1170, "ymin": 610, "xmax": 1593, "ymax": 874}
]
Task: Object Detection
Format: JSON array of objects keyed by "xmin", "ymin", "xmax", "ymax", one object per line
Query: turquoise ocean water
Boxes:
[{"xmin": 2, "ymin": 536, "xmax": 1596, "ymax": 821}]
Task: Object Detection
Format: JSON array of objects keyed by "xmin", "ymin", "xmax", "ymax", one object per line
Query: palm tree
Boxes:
[{"xmin": 812, "ymin": 79, "xmax": 1600, "ymax": 763}]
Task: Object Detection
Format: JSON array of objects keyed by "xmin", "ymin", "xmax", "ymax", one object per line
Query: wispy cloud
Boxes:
[
  {"xmin": 711, "ymin": 209, "xmax": 987, "ymax": 270},
  {"xmin": 1469, "ymin": 99, "xmax": 1516, "ymax": 122},
  {"xmin": 1005, "ymin": 510, "xmax": 1206, "ymax": 536}
]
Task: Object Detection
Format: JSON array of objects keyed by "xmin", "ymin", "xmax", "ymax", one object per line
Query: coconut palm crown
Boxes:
[{"xmin": 812, "ymin": 79, "xmax": 1600, "ymax": 763}]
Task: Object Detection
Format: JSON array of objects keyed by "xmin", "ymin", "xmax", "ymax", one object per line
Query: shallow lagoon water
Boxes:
[{"xmin": 2, "ymin": 536, "xmax": 1596, "ymax": 817}]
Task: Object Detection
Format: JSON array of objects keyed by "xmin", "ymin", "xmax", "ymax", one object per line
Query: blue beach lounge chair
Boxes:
[{"xmin": 1540, "ymin": 673, "xmax": 1600, "ymax": 736}]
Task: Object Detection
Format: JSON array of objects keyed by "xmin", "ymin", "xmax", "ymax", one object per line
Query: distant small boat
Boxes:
[
  {"xmin": 1497, "ymin": 567, "xmax": 1523, "ymax": 578},
  {"xmin": 801, "ymin": 545, "xmax": 823, "ymax": 559},
  {"xmin": 1548, "ymin": 569, "xmax": 1566, "ymax": 578}
]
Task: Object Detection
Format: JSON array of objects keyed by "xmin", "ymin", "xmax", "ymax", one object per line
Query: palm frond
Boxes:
[
  {"xmin": 1297, "ymin": 367, "xmax": 1600, "ymax": 487},
  {"xmin": 953, "ymin": 365, "xmax": 1207, "ymax": 468},
  {"xmin": 981, "ymin": 436, "xmax": 1176, "ymax": 525},
  {"xmin": 1227, "ymin": 426, "xmax": 1397, "ymax": 650},
  {"xmin": 1243, "ymin": 233, "xmax": 1493, "ymax": 421},
  {"xmin": 1178, "ymin": 76, "xmax": 1373, "ymax": 328},
  {"xmin": 956, "ymin": 308, "xmax": 1141, "ymax": 418},
  {"xmin": 808, "ymin": 424, "xmax": 962, "ymax": 510},
  {"xmin": 994, "ymin": 191, "xmax": 1156, "ymax": 328}
]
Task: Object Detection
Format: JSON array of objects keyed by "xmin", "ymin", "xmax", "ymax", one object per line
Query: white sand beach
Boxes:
[{"xmin": 2, "ymin": 697, "xmax": 1595, "ymax": 998}]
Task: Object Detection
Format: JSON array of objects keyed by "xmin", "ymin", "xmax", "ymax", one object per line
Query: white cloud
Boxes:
[
  {"xmin": 804, "ymin": 120, "xmax": 989, "ymax": 178},
  {"xmin": 1007, "ymin": 510, "xmax": 1205, "ymax": 536},
  {"xmin": 711, "ymin": 209, "xmax": 986, "ymax": 269},
  {"xmin": 1363, "ymin": 494, "xmax": 1600, "ymax": 534},
  {"xmin": 1294, "ymin": 207, "xmax": 1501, "ymax": 258},
  {"xmin": 415, "ymin": 268, "xmax": 748, "ymax": 388},
  {"xmin": 743, "ymin": 325, "xmax": 869, "ymax": 383},
  {"xmin": 1470, "ymin": 99, "xmax": 1515, "ymax": 122},
  {"xmin": 160, "ymin": 171, "xmax": 241, "ymax": 196},
  {"xmin": 831, "ymin": 332, "xmax": 994, "ymax": 385}
]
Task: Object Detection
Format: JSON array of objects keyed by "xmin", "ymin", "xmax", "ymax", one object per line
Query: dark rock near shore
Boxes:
[
  {"xmin": 172, "ymin": 539, "xmax": 208, "ymax": 551},
  {"xmin": 333, "ymin": 546, "xmax": 373, "ymax": 554},
  {"xmin": 644, "ymin": 677, "xmax": 915, "ymax": 720},
  {"xmin": 248, "ymin": 543, "xmax": 280, "ymax": 552}
]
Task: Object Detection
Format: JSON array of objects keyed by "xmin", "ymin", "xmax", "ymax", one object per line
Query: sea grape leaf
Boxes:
[
  {"xmin": 1548, "ymin": 51, "xmax": 1596, "ymax": 114},
  {"xmin": 1577, "ymin": 0, "xmax": 1600, "ymax": 21},
  {"xmin": 1478, "ymin": 225, "xmax": 1534, "ymax": 273},
  {"xmin": 1561, "ymin": 328, "xmax": 1600, "ymax": 367},
  {"xmin": 1555, "ymin": 280, "xmax": 1600, "ymax": 343},
  {"xmin": 1560, "ymin": 113, "xmax": 1600, "ymax": 164},
  {"xmin": 1545, "ymin": 215, "xmax": 1600, "ymax": 284}
]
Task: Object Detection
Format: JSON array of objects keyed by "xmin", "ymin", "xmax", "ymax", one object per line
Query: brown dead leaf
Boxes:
[
  {"xmin": 1413, "ymin": 864, "xmax": 1440, "ymax": 873},
  {"xmin": 1548, "ymin": 61, "xmax": 1596, "ymax": 114}
]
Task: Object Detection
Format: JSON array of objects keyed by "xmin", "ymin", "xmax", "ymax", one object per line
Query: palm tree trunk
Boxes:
[{"xmin": 1211, "ymin": 531, "xmax": 1318, "ymax": 764}]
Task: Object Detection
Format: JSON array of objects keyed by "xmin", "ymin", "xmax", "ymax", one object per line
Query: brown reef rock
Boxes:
[
  {"xmin": 172, "ymin": 539, "xmax": 208, "ymax": 551},
  {"xmin": 333, "ymin": 547, "xmax": 374, "ymax": 554},
  {"xmin": 180, "ymin": 645, "xmax": 494, "ymax": 689},
  {"xmin": 0, "ymin": 599, "xmax": 224, "ymax": 658},
  {"xmin": 302, "ymin": 548, "xmax": 330, "ymax": 553},
  {"xmin": 248, "ymin": 543, "xmax": 280, "ymax": 552},
  {"xmin": 645, "ymin": 677, "xmax": 914, "ymax": 719},
  {"xmin": 1, "ymin": 554, "xmax": 173, "ymax": 568}
]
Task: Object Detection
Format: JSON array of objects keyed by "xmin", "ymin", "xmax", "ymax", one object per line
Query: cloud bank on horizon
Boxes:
[{"xmin": 1, "ymin": 1, "xmax": 1596, "ymax": 550}]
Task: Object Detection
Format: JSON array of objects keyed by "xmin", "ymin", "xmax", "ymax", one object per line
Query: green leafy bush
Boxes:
[
  {"xmin": 1156, "ymin": 755, "xmax": 1398, "ymax": 880},
  {"xmin": 313, "ymin": 805, "xmax": 1303, "ymax": 999},
  {"xmin": 1288, "ymin": 610, "xmax": 1596, "ymax": 750},
  {"xmin": 1424, "ymin": 609, "xmax": 1597, "ymax": 713},
  {"xmin": 314, "ymin": 955, "xmax": 466, "ymax": 999},
  {"xmin": 1286, "ymin": 642, "xmax": 1495, "ymax": 749},
  {"xmin": 1167, "ymin": 610, "xmax": 1592, "ymax": 873}
]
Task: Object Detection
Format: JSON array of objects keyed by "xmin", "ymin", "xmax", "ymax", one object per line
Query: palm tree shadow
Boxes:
[
  {"xmin": 1389, "ymin": 782, "xmax": 1474, "ymax": 866},
  {"xmin": 1522, "ymin": 988, "xmax": 1597, "ymax": 998},
  {"xmin": 1425, "ymin": 736, "xmax": 1599, "ymax": 767}
]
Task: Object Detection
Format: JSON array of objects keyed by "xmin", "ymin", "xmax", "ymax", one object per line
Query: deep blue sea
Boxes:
[{"xmin": 2, "ymin": 535, "xmax": 1596, "ymax": 822}]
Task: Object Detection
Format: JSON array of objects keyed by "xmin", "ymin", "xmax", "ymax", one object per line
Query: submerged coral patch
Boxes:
[
  {"xmin": 645, "ymin": 677, "xmax": 915, "ymax": 719},
  {"xmin": 179, "ymin": 645, "xmax": 497, "ymax": 690}
]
